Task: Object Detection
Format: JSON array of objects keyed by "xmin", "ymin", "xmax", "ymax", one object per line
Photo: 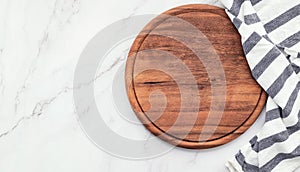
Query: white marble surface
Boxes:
[{"xmin": 0, "ymin": 0, "xmax": 292, "ymax": 172}]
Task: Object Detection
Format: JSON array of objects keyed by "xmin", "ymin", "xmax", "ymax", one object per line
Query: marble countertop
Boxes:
[{"xmin": 0, "ymin": 0, "xmax": 284, "ymax": 171}]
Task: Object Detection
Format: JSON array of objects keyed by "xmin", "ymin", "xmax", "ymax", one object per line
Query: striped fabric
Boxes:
[{"xmin": 217, "ymin": 0, "xmax": 300, "ymax": 171}]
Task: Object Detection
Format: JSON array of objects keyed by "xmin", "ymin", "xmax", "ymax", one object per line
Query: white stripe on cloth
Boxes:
[{"xmin": 215, "ymin": 0, "xmax": 300, "ymax": 171}]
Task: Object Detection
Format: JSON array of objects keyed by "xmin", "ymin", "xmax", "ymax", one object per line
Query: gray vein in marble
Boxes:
[
  {"xmin": 75, "ymin": 48, "xmax": 127, "ymax": 91},
  {"xmin": 94, "ymin": 51, "xmax": 127, "ymax": 81},
  {"xmin": 0, "ymin": 0, "xmax": 141, "ymax": 141},
  {"xmin": 125, "ymin": 0, "xmax": 149, "ymax": 20},
  {"xmin": 0, "ymin": 47, "xmax": 126, "ymax": 138},
  {"xmin": 64, "ymin": 0, "xmax": 80, "ymax": 24},
  {"xmin": 14, "ymin": 0, "xmax": 81, "ymax": 115},
  {"xmin": 143, "ymin": 133, "xmax": 153, "ymax": 150},
  {"xmin": 188, "ymin": 152, "xmax": 199, "ymax": 165},
  {"xmin": 76, "ymin": 105, "xmax": 90, "ymax": 120},
  {"xmin": 14, "ymin": 0, "xmax": 59, "ymax": 114},
  {"xmin": 0, "ymin": 87, "xmax": 72, "ymax": 139}
]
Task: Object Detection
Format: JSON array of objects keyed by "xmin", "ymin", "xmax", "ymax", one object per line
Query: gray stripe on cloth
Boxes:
[
  {"xmin": 282, "ymin": 82, "xmax": 300, "ymax": 117},
  {"xmin": 267, "ymin": 65, "xmax": 294, "ymax": 98},
  {"xmin": 244, "ymin": 13, "xmax": 260, "ymax": 25},
  {"xmin": 252, "ymin": 47, "xmax": 281, "ymax": 79},
  {"xmin": 292, "ymin": 63, "xmax": 300, "ymax": 74},
  {"xmin": 265, "ymin": 108, "xmax": 282, "ymax": 122},
  {"xmin": 251, "ymin": 110, "xmax": 300, "ymax": 152},
  {"xmin": 260, "ymin": 144, "xmax": 300, "ymax": 171},
  {"xmin": 235, "ymin": 151, "xmax": 259, "ymax": 172},
  {"xmin": 264, "ymin": 4, "xmax": 300, "ymax": 33},
  {"xmin": 279, "ymin": 31, "xmax": 300, "ymax": 48},
  {"xmin": 233, "ymin": 17, "xmax": 242, "ymax": 29},
  {"xmin": 243, "ymin": 32, "xmax": 262, "ymax": 55},
  {"xmin": 230, "ymin": 0, "xmax": 244, "ymax": 16},
  {"xmin": 250, "ymin": 0, "xmax": 262, "ymax": 6}
]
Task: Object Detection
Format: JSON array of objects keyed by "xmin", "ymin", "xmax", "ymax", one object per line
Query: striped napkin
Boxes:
[{"xmin": 218, "ymin": 0, "xmax": 300, "ymax": 171}]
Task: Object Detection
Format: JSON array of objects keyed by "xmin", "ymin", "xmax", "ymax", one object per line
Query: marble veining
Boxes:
[{"xmin": 0, "ymin": 0, "xmax": 276, "ymax": 172}]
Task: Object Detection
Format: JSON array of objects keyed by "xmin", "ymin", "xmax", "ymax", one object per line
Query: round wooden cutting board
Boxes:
[{"xmin": 125, "ymin": 4, "xmax": 266, "ymax": 149}]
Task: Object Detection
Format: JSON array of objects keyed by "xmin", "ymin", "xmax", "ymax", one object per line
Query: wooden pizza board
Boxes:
[{"xmin": 125, "ymin": 4, "xmax": 266, "ymax": 149}]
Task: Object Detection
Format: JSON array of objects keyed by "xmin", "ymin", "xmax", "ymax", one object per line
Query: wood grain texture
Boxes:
[{"xmin": 125, "ymin": 4, "xmax": 266, "ymax": 149}]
